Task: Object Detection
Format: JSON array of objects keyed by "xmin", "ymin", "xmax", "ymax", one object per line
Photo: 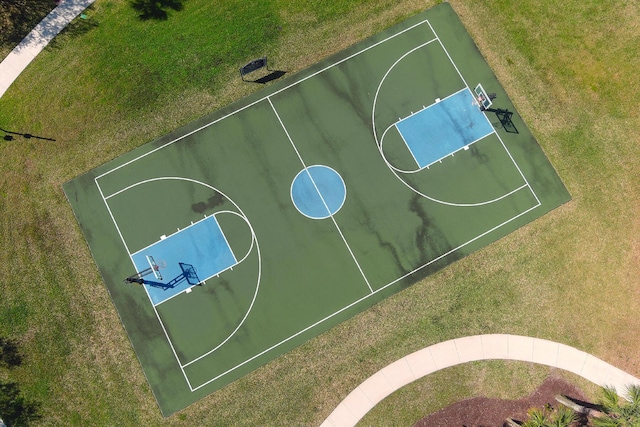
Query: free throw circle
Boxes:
[{"xmin": 291, "ymin": 165, "xmax": 346, "ymax": 219}]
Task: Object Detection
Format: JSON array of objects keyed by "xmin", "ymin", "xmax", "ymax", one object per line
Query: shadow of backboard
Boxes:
[
  {"xmin": 488, "ymin": 108, "xmax": 519, "ymax": 134},
  {"xmin": 253, "ymin": 70, "xmax": 286, "ymax": 84}
]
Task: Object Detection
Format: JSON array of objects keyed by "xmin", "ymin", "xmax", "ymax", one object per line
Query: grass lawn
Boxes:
[{"xmin": 0, "ymin": 0, "xmax": 639, "ymax": 425}]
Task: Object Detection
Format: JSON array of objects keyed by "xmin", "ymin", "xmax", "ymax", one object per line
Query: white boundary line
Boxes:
[
  {"xmin": 95, "ymin": 179, "xmax": 132, "ymax": 256},
  {"xmin": 213, "ymin": 212, "xmax": 238, "ymax": 265},
  {"xmin": 187, "ymin": 32, "xmax": 541, "ymax": 389},
  {"xmin": 211, "ymin": 211, "xmax": 257, "ymax": 266},
  {"xmin": 395, "ymin": 123, "xmax": 421, "ymax": 168},
  {"xmin": 96, "ymin": 177, "xmax": 192, "ymax": 388},
  {"xmin": 94, "ymin": 17, "xmax": 437, "ymax": 184},
  {"xmin": 95, "ymin": 18, "xmax": 545, "ymax": 393},
  {"xmin": 189, "ymin": 201, "xmax": 541, "ymax": 391},
  {"xmin": 130, "ymin": 205, "xmax": 216, "ymax": 256},
  {"xmin": 97, "ymin": 176, "xmax": 263, "ymax": 391},
  {"xmin": 424, "ymin": 19, "xmax": 540, "ymax": 204},
  {"xmin": 371, "ymin": 37, "xmax": 439, "ymax": 158},
  {"xmin": 372, "ymin": 21, "xmax": 539, "ymax": 208}
]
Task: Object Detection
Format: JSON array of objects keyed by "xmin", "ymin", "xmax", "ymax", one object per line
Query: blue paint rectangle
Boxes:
[
  {"xmin": 396, "ymin": 89, "xmax": 494, "ymax": 168},
  {"xmin": 131, "ymin": 215, "xmax": 237, "ymax": 305}
]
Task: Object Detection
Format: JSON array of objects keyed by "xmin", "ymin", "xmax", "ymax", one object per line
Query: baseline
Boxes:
[
  {"xmin": 372, "ymin": 20, "xmax": 540, "ymax": 208},
  {"xmin": 91, "ymin": 15, "xmax": 545, "ymax": 396},
  {"xmin": 425, "ymin": 18, "xmax": 541, "ymax": 207},
  {"xmin": 96, "ymin": 176, "xmax": 263, "ymax": 391}
]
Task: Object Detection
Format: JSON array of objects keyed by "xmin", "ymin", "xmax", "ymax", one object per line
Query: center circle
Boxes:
[{"xmin": 291, "ymin": 165, "xmax": 346, "ymax": 219}]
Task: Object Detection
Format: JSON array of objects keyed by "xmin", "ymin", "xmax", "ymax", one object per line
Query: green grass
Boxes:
[
  {"xmin": 82, "ymin": 0, "xmax": 282, "ymax": 112},
  {"xmin": 0, "ymin": 0, "xmax": 639, "ymax": 425}
]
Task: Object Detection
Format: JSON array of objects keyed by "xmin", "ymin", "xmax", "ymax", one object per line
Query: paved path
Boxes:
[
  {"xmin": 321, "ymin": 334, "xmax": 640, "ymax": 426},
  {"xmin": 4, "ymin": 12, "xmax": 640, "ymax": 426},
  {"xmin": 0, "ymin": 0, "xmax": 96, "ymax": 98}
]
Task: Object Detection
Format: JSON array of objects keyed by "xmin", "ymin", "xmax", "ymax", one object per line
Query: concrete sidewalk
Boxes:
[
  {"xmin": 321, "ymin": 334, "xmax": 640, "ymax": 426},
  {"xmin": 0, "ymin": 0, "xmax": 96, "ymax": 98}
]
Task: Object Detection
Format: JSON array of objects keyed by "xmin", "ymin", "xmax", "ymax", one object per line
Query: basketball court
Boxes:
[{"xmin": 63, "ymin": 3, "xmax": 570, "ymax": 415}]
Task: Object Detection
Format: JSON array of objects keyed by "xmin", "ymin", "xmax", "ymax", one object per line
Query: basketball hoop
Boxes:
[
  {"xmin": 123, "ymin": 258, "xmax": 166, "ymax": 285},
  {"xmin": 146, "ymin": 255, "xmax": 164, "ymax": 280},
  {"xmin": 474, "ymin": 83, "xmax": 493, "ymax": 111}
]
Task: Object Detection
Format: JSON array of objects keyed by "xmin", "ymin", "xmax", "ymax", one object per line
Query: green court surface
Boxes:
[{"xmin": 64, "ymin": 3, "xmax": 570, "ymax": 416}]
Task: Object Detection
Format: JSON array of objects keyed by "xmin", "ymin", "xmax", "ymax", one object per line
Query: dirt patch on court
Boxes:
[{"xmin": 413, "ymin": 376, "xmax": 589, "ymax": 427}]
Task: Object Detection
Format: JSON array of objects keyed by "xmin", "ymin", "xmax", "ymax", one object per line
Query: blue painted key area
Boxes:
[
  {"xmin": 131, "ymin": 215, "xmax": 237, "ymax": 305},
  {"xmin": 396, "ymin": 89, "xmax": 494, "ymax": 168}
]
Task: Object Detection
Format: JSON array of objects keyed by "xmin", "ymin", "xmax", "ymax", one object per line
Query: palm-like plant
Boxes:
[
  {"xmin": 522, "ymin": 404, "xmax": 577, "ymax": 427},
  {"xmin": 523, "ymin": 406, "xmax": 551, "ymax": 427},
  {"xmin": 522, "ymin": 406, "xmax": 549, "ymax": 427},
  {"xmin": 552, "ymin": 406, "xmax": 578, "ymax": 427},
  {"xmin": 592, "ymin": 385, "xmax": 640, "ymax": 427}
]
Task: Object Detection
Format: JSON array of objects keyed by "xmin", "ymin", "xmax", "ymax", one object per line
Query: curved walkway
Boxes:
[
  {"xmin": 0, "ymin": 0, "xmax": 96, "ymax": 98},
  {"xmin": 321, "ymin": 334, "xmax": 640, "ymax": 427}
]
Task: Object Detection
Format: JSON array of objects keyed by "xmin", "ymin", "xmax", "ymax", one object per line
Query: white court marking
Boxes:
[
  {"xmin": 96, "ymin": 18, "xmax": 543, "ymax": 392},
  {"xmin": 371, "ymin": 25, "xmax": 539, "ymax": 207},
  {"xmin": 97, "ymin": 176, "xmax": 261, "ymax": 391}
]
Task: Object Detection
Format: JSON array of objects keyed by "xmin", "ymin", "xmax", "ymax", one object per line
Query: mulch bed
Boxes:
[{"xmin": 413, "ymin": 376, "xmax": 589, "ymax": 427}]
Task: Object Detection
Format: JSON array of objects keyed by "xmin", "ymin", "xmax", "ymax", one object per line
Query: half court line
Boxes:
[
  {"xmin": 266, "ymin": 96, "xmax": 374, "ymax": 294},
  {"xmin": 185, "ymin": 24, "xmax": 542, "ymax": 389},
  {"xmin": 93, "ymin": 14, "xmax": 548, "ymax": 397},
  {"xmin": 186, "ymin": 21, "xmax": 543, "ymax": 390}
]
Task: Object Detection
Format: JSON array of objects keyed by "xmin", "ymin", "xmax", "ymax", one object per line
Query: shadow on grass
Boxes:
[
  {"xmin": 0, "ymin": 0, "xmax": 55, "ymax": 51},
  {"xmin": 252, "ymin": 70, "xmax": 287, "ymax": 84},
  {"xmin": 48, "ymin": 6, "xmax": 99, "ymax": 50},
  {"xmin": 0, "ymin": 381, "xmax": 41, "ymax": 427},
  {"xmin": 0, "ymin": 127, "xmax": 56, "ymax": 142},
  {"xmin": 130, "ymin": 0, "xmax": 185, "ymax": 20},
  {"xmin": 0, "ymin": 337, "xmax": 22, "ymax": 368}
]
